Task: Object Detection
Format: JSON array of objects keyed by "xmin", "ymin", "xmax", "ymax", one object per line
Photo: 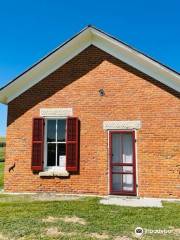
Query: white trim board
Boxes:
[{"xmin": 0, "ymin": 26, "xmax": 179, "ymax": 104}]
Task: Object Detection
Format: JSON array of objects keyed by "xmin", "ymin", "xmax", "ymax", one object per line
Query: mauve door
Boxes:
[{"xmin": 110, "ymin": 131, "xmax": 136, "ymax": 195}]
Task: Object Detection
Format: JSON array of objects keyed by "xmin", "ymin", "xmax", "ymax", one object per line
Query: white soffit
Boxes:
[
  {"xmin": 103, "ymin": 121, "xmax": 141, "ymax": 130},
  {"xmin": 0, "ymin": 26, "xmax": 179, "ymax": 104}
]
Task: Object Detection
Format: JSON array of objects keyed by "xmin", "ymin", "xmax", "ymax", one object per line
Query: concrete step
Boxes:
[{"xmin": 100, "ymin": 196, "xmax": 163, "ymax": 207}]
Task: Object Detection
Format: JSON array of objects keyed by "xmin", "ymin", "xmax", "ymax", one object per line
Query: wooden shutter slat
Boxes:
[
  {"xmin": 66, "ymin": 117, "xmax": 79, "ymax": 172},
  {"xmin": 32, "ymin": 118, "xmax": 44, "ymax": 171}
]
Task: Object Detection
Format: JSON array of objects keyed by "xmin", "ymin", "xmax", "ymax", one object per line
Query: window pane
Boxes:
[
  {"xmin": 112, "ymin": 166, "xmax": 123, "ymax": 172},
  {"xmin": 112, "ymin": 174, "xmax": 123, "ymax": 191},
  {"xmin": 57, "ymin": 120, "xmax": 66, "ymax": 142},
  {"xmin": 47, "ymin": 120, "xmax": 56, "ymax": 142},
  {"xmin": 57, "ymin": 143, "xmax": 66, "ymax": 166},
  {"xmin": 47, "ymin": 144, "xmax": 56, "ymax": 166},
  {"xmin": 123, "ymin": 174, "xmax": 133, "ymax": 191},
  {"xmin": 123, "ymin": 134, "xmax": 133, "ymax": 163},
  {"xmin": 123, "ymin": 166, "xmax": 133, "ymax": 173},
  {"xmin": 112, "ymin": 134, "xmax": 123, "ymax": 163},
  {"xmin": 112, "ymin": 173, "xmax": 134, "ymax": 191},
  {"xmin": 112, "ymin": 133, "xmax": 133, "ymax": 164},
  {"xmin": 112, "ymin": 166, "xmax": 133, "ymax": 173}
]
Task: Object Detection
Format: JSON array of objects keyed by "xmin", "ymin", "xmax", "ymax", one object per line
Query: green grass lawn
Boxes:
[
  {"xmin": 0, "ymin": 136, "xmax": 5, "ymax": 142},
  {"xmin": 0, "ymin": 136, "xmax": 5, "ymax": 162},
  {"xmin": 0, "ymin": 195, "xmax": 179, "ymax": 240},
  {"xmin": 0, "ymin": 148, "xmax": 179, "ymax": 239},
  {"xmin": 0, "ymin": 162, "xmax": 4, "ymax": 189},
  {"xmin": 0, "ymin": 147, "xmax": 5, "ymax": 161}
]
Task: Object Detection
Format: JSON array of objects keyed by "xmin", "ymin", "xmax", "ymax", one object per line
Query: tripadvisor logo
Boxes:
[
  {"xmin": 135, "ymin": 227, "xmax": 144, "ymax": 238},
  {"xmin": 134, "ymin": 227, "xmax": 172, "ymax": 238}
]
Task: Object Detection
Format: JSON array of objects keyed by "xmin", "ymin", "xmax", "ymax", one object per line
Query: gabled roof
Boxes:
[{"xmin": 0, "ymin": 25, "xmax": 179, "ymax": 104}]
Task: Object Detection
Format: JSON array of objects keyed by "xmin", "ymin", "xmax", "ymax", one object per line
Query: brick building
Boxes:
[{"xmin": 0, "ymin": 26, "xmax": 179, "ymax": 198}]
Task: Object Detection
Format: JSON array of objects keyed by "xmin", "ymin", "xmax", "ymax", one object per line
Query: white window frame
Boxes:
[{"xmin": 44, "ymin": 117, "xmax": 67, "ymax": 171}]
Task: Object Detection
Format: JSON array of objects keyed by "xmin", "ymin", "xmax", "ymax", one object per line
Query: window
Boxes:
[
  {"xmin": 32, "ymin": 117, "xmax": 79, "ymax": 173},
  {"xmin": 45, "ymin": 119, "xmax": 66, "ymax": 169}
]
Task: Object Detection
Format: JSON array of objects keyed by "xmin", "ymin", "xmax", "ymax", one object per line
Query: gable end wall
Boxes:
[{"xmin": 4, "ymin": 46, "xmax": 180, "ymax": 198}]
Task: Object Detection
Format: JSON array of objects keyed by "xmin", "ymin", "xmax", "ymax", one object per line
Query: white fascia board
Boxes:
[{"xmin": 91, "ymin": 28, "xmax": 180, "ymax": 92}]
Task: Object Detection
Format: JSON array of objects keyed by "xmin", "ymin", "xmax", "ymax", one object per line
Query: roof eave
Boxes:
[{"xmin": 0, "ymin": 26, "xmax": 179, "ymax": 105}]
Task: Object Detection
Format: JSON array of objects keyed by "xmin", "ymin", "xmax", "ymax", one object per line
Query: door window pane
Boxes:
[
  {"xmin": 47, "ymin": 120, "xmax": 56, "ymax": 142},
  {"xmin": 47, "ymin": 144, "xmax": 56, "ymax": 166},
  {"xmin": 112, "ymin": 174, "xmax": 123, "ymax": 191},
  {"xmin": 57, "ymin": 120, "xmax": 66, "ymax": 142},
  {"xmin": 112, "ymin": 173, "xmax": 134, "ymax": 192},
  {"xmin": 112, "ymin": 133, "xmax": 133, "ymax": 164},
  {"xmin": 123, "ymin": 166, "xmax": 133, "ymax": 173},
  {"xmin": 123, "ymin": 174, "xmax": 133, "ymax": 191},
  {"xmin": 112, "ymin": 166, "xmax": 123, "ymax": 172},
  {"xmin": 123, "ymin": 134, "xmax": 133, "ymax": 163},
  {"xmin": 112, "ymin": 134, "xmax": 122, "ymax": 163},
  {"xmin": 112, "ymin": 166, "xmax": 133, "ymax": 173}
]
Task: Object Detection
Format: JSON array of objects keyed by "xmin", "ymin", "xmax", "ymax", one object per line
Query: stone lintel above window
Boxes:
[
  {"xmin": 40, "ymin": 108, "xmax": 73, "ymax": 117},
  {"xmin": 103, "ymin": 121, "xmax": 141, "ymax": 130}
]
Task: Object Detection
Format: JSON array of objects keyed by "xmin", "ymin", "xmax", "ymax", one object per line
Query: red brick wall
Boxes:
[{"xmin": 4, "ymin": 46, "xmax": 180, "ymax": 198}]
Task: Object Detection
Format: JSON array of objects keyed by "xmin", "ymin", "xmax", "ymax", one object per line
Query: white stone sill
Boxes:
[{"xmin": 39, "ymin": 169, "xmax": 69, "ymax": 177}]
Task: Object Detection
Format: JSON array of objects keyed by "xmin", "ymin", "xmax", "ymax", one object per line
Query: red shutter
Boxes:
[
  {"xmin": 66, "ymin": 117, "xmax": 79, "ymax": 172},
  {"xmin": 31, "ymin": 118, "xmax": 44, "ymax": 171}
]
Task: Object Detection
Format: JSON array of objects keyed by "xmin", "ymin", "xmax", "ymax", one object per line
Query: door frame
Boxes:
[{"xmin": 109, "ymin": 130, "xmax": 137, "ymax": 196}]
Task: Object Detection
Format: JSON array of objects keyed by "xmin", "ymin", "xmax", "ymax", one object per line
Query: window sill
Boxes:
[{"xmin": 39, "ymin": 169, "xmax": 69, "ymax": 177}]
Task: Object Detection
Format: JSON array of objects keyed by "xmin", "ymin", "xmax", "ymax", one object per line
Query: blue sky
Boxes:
[{"xmin": 0, "ymin": 0, "xmax": 179, "ymax": 136}]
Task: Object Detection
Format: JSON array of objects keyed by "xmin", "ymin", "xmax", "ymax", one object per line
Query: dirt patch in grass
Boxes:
[
  {"xmin": 90, "ymin": 232, "xmax": 110, "ymax": 239},
  {"xmin": 114, "ymin": 236, "xmax": 132, "ymax": 240},
  {"xmin": 60, "ymin": 216, "xmax": 87, "ymax": 225},
  {"xmin": 173, "ymin": 228, "xmax": 180, "ymax": 235},
  {"xmin": 45, "ymin": 227, "xmax": 77, "ymax": 238},
  {"xmin": 42, "ymin": 215, "xmax": 87, "ymax": 225},
  {"xmin": 0, "ymin": 233, "xmax": 9, "ymax": 240},
  {"xmin": 42, "ymin": 216, "xmax": 59, "ymax": 223},
  {"xmin": 45, "ymin": 227, "xmax": 62, "ymax": 237},
  {"xmin": 168, "ymin": 227, "xmax": 180, "ymax": 236}
]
